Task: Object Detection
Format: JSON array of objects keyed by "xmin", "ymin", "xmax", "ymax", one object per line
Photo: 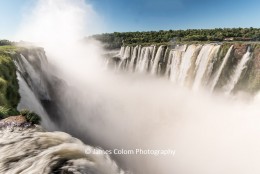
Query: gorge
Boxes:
[{"xmin": 1, "ymin": 41, "xmax": 260, "ymax": 174}]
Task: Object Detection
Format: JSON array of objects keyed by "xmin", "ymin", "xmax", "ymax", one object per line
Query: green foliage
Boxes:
[
  {"xmin": 90, "ymin": 28, "xmax": 260, "ymax": 49},
  {"xmin": 0, "ymin": 52, "xmax": 20, "ymax": 108},
  {"xmin": 0, "ymin": 106, "xmax": 20, "ymax": 119},
  {"xmin": 0, "ymin": 40, "xmax": 12, "ymax": 46},
  {"xmin": 0, "ymin": 45, "xmax": 21, "ymax": 52},
  {"xmin": 0, "ymin": 44, "xmax": 21, "ymax": 120},
  {"xmin": 20, "ymin": 109, "xmax": 41, "ymax": 124},
  {"xmin": 0, "ymin": 106, "xmax": 10, "ymax": 119}
]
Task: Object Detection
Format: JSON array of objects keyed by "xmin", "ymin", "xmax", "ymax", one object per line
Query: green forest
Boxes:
[{"xmin": 90, "ymin": 28, "xmax": 260, "ymax": 49}]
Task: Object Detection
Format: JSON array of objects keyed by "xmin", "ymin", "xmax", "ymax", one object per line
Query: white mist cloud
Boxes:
[
  {"xmin": 16, "ymin": 0, "xmax": 102, "ymax": 43},
  {"xmin": 16, "ymin": 0, "xmax": 105, "ymax": 82},
  {"xmin": 58, "ymin": 73, "xmax": 260, "ymax": 174}
]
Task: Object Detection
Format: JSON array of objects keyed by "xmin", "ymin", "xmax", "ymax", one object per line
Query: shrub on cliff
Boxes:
[
  {"xmin": 0, "ymin": 106, "xmax": 19, "ymax": 119},
  {"xmin": 0, "ymin": 40, "xmax": 12, "ymax": 46},
  {"xmin": 20, "ymin": 109, "xmax": 41, "ymax": 124},
  {"xmin": 0, "ymin": 106, "xmax": 10, "ymax": 119}
]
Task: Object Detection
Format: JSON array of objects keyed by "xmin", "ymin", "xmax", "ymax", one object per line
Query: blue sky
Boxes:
[
  {"xmin": 90, "ymin": 0, "xmax": 260, "ymax": 32},
  {"xmin": 1, "ymin": 0, "xmax": 260, "ymax": 39},
  {"xmin": 0, "ymin": 0, "xmax": 35, "ymax": 39}
]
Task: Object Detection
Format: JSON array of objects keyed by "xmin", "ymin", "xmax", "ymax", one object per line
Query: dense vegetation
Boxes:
[
  {"xmin": 90, "ymin": 28, "xmax": 260, "ymax": 49},
  {"xmin": 0, "ymin": 46, "xmax": 20, "ymax": 112},
  {"xmin": 0, "ymin": 42, "xmax": 41, "ymax": 123},
  {"xmin": 20, "ymin": 109, "xmax": 41, "ymax": 124},
  {"xmin": 0, "ymin": 40, "xmax": 12, "ymax": 46}
]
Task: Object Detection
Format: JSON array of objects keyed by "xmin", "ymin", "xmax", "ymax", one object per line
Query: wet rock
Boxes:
[
  {"xmin": 233, "ymin": 44, "xmax": 248, "ymax": 60},
  {"xmin": 0, "ymin": 115, "xmax": 32, "ymax": 128}
]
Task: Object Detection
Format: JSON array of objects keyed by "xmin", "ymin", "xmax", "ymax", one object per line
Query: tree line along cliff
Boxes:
[{"xmin": 90, "ymin": 28, "xmax": 260, "ymax": 49}]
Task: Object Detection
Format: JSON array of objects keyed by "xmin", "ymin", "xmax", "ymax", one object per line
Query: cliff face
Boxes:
[
  {"xmin": 231, "ymin": 44, "xmax": 260, "ymax": 93},
  {"xmin": 245, "ymin": 45, "xmax": 260, "ymax": 92}
]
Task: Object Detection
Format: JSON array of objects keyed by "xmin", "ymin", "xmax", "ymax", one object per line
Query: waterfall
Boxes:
[
  {"xmin": 224, "ymin": 47, "xmax": 252, "ymax": 94},
  {"xmin": 151, "ymin": 45, "xmax": 164, "ymax": 75},
  {"xmin": 128, "ymin": 45, "xmax": 138, "ymax": 71},
  {"xmin": 164, "ymin": 49, "xmax": 171, "ymax": 76},
  {"xmin": 136, "ymin": 47, "xmax": 152, "ymax": 73},
  {"xmin": 151, "ymin": 45, "xmax": 157, "ymax": 66},
  {"xmin": 177, "ymin": 45, "xmax": 201, "ymax": 86},
  {"xmin": 202, "ymin": 45, "xmax": 221, "ymax": 85},
  {"xmin": 169, "ymin": 50, "xmax": 183, "ymax": 83},
  {"xmin": 16, "ymin": 72, "xmax": 55, "ymax": 130},
  {"xmin": 123, "ymin": 46, "xmax": 131, "ymax": 59},
  {"xmin": 113, "ymin": 44, "xmax": 230, "ymax": 91},
  {"xmin": 108, "ymin": 43, "xmax": 258, "ymax": 93},
  {"xmin": 16, "ymin": 54, "xmax": 50, "ymax": 100},
  {"xmin": 119, "ymin": 46, "xmax": 125, "ymax": 57},
  {"xmin": 117, "ymin": 46, "xmax": 131, "ymax": 70},
  {"xmin": 209, "ymin": 45, "xmax": 234, "ymax": 92},
  {"xmin": 13, "ymin": 50, "xmax": 56, "ymax": 130},
  {"xmin": 192, "ymin": 44, "xmax": 219, "ymax": 91}
]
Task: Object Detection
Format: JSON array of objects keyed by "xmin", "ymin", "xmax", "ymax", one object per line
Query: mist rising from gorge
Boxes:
[{"xmin": 15, "ymin": 0, "xmax": 260, "ymax": 174}]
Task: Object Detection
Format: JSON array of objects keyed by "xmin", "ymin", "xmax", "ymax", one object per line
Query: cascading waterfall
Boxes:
[
  {"xmin": 128, "ymin": 45, "xmax": 138, "ymax": 72},
  {"xmin": 177, "ymin": 45, "xmax": 202, "ymax": 86},
  {"xmin": 111, "ymin": 43, "xmax": 258, "ymax": 93},
  {"xmin": 16, "ymin": 71, "xmax": 56, "ymax": 131},
  {"xmin": 136, "ymin": 47, "xmax": 152, "ymax": 73},
  {"xmin": 169, "ymin": 50, "xmax": 183, "ymax": 83},
  {"xmin": 202, "ymin": 45, "xmax": 221, "ymax": 86},
  {"xmin": 164, "ymin": 50, "xmax": 172, "ymax": 76},
  {"xmin": 224, "ymin": 47, "xmax": 252, "ymax": 94},
  {"xmin": 192, "ymin": 44, "xmax": 220, "ymax": 91},
  {"xmin": 119, "ymin": 46, "xmax": 125, "ymax": 57},
  {"xmin": 16, "ymin": 54, "xmax": 50, "ymax": 100},
  {"xmin": 209, "ymin": 45, "xmax": 234, "ymax": 92},
  {"xmin": 123, "ymin": 46, "xmax": 131, "ymax": 60},
  {"xmin": 118, "ymin": 46, "xmax": 131, "ymax": 70},
  {"xmin": 134, "ymin": 47, "xmax": 145, "ymax": 72},
  {"xmin": 13, "ymin": 51, "xmax": 55, "ymax": 130},
  {"xmin": 151, "ymin": 45, "xmax": 164, "ymax": 75}
]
